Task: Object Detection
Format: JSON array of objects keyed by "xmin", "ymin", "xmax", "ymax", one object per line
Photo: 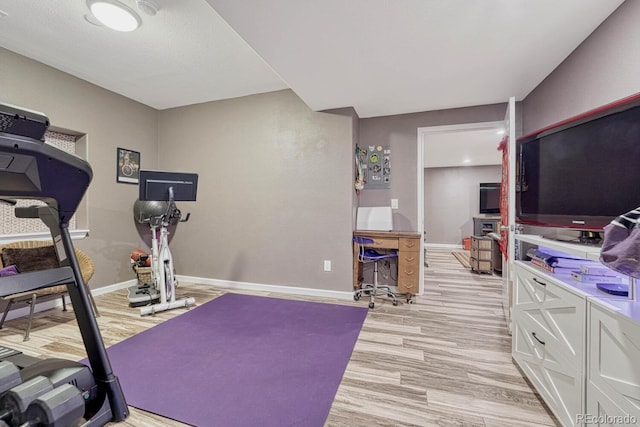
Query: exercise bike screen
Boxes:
[{"xmin": 139, "ymin": 170, "xmax": 198, "ymax": 202}]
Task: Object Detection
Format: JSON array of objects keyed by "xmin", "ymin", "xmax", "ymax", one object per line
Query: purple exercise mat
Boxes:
[{"xmin": 102, "ymin": 293, "xmax": 367, "ymax": 427}]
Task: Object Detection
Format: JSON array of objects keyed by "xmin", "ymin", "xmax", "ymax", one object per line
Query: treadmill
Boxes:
[{"xmin": 0, "ymin": 103, "xmax": 129, "ymax": 425}]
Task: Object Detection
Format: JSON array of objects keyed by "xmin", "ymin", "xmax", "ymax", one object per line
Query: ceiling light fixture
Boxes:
[
  {"xmin": 136, "ymin": 0, "xmax": 159, "ymax": 16},
  {"xmin": 87, "ymin": 0, "xmax": 141, "ymax": 32}
]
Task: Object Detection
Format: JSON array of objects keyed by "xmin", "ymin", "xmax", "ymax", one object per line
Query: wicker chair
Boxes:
[{"xmin": 0, "ymin": 240, "xmax": 100, "ymax": 341}]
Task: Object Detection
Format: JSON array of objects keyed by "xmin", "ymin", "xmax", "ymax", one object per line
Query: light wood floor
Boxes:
[{"xmin": 0, "ymin": 249, "xmax": 558, "ymax": 426}]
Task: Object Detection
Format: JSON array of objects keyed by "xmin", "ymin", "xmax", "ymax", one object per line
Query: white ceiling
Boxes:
[{"xmin": 0, "ymin": 0, "xmax": 624, "ymax": 118}]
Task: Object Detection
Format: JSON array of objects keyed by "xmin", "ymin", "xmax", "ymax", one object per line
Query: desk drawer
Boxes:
[
  {"xmin": 399, "ymin": 252, "xmax": 420, "ymax": 266},
  {"xmin": 365, "ymin": 238, "xmax": 399, "ymax": 250},
  {"xmin": 399, "ymin": 257, "xmax": 419, "ymax": 279},
  {"xmin": 398, "ymin": 276, "xmax": 419, "ymax": 293},
  {"xmin": 399, "ymin": 238, "xmax": 420, "ymax": 252}
]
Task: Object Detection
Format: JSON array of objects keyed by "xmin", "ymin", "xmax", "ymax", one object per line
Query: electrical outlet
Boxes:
[
  {"xmin": 323, "ymin": 260, "xmax": 332, "ymax": 272},
  {"xmin": 391, "ymin": 198, "xmax": 399, "ymax": 209}
]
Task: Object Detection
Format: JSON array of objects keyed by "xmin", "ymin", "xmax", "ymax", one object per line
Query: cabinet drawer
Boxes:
[
  {"xmin": 514, "ymin": 264, "xmax": 585, "ymax": 359},
  {"xmin": 515, "ymin": 263, "xmax": 568, "ymax": 306},
  {"xmin": 471, "ymin": 237, "xmax": 492, "ymax": 250},
  {"xmin": 587, "ymin": 303, "xmax": 640, "ymax": 423},
  {"xmin": 399, "ymin": 238, "xmax": 420, "ymax": 251},
  {"xmin": 512, "ymin": 315, "xmax": 557, "ymax": 403},
  {"xmin": 512, "ymin": 314, "xmax": 583, "ymax": 426},
  {"xmin": 471, "ymin": 258, "xmax": 492, "ymax": 273},
  {"xmin": 512, "ymin": 263, "xmax": 586, "ymax": 426},
  {"xmin": 471, "ymin": 249, "xmax": 492, "ymax": 261}
]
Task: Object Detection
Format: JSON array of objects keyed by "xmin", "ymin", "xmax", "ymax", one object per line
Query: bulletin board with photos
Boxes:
[{"xmin": 358, "ymin": 145, "xmax": 391, "ymax": 189}]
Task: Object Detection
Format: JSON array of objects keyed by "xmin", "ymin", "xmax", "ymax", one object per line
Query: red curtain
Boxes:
[{"xmin": 497, "ymin": 136, "xmax": 509, "ymax": 259}]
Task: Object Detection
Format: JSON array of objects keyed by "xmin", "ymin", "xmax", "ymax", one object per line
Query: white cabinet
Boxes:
[
  {"xmin": 512, "ymin": 234, "xmax": 640, "ymax": 426},
  {"xmin": 513, "ymin": 262, "xmax": 586, "ymax": 426},
  {"xmin": 586, "ymin": 301, "xmax": 640, "ymax": 425}
]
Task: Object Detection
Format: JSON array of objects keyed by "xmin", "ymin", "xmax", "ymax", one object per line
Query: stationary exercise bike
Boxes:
[{"xmin": 129, "ymin": 171, "xmax": 199, "ymax": 316}]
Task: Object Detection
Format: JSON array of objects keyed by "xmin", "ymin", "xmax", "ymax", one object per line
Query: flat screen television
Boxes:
[
  {"xmin": 479, "ymin": 182, "xmax": 500, "ymax": 214},
  {"xmin": 516, "ymin": 94, "xmax": 640, "ymax": 231}
]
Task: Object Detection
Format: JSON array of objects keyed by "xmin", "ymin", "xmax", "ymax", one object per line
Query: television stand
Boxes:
[
  {"xmin": 516, "ymin": 234, "xmax": 602, "ymax": 261},
  {"xmin": 473, "ymin": 217, "xmax": 500, "ymax": 236},
  {"xmin": 546, "ymin": 233, "xmax": 603, "ymax": 248}
]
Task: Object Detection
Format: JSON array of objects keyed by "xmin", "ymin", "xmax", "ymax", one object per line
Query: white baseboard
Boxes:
[
  {"xmin": 426, "ymin": 243, "xmax": 464, "ymax": 249},
  {"xmin": 5, "ymin": 277, "xmax": 353, "ymax": 323},
  {"xmin": 96, "ymin": 276, "xmax": 354, "ymax": 301},
  {"xmin": 176, "ymin": 275, "xmax": 354, "ymax": 301},
  {"xmin": 92, "ymin": 279, "xmax": 137, "ymax": 296}
]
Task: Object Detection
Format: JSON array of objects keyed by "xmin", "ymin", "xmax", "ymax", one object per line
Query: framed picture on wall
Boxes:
[{"xmin": 117, "ymin": 148, "xmax": 140, "ymax": 184}]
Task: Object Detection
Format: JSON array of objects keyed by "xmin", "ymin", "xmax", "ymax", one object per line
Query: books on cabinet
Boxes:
[{"xmin": 526, "ymin": 247, "xmax": 623, "ymax": 284}]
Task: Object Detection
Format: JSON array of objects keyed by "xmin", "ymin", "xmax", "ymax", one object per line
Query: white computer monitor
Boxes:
[{"xmin": 356, "ymin": 206, "xmax": 393, "ymax": 231}]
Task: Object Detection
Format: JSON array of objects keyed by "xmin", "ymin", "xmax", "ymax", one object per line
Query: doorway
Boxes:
[
  {"xmin": 415, "ymin": 121, "xmax": 505, "ymax": 296},
  {"xmin": 416, "ymin": 121, "xmax": 506, "ymax": 249},
  {"xmin": 417, "ymin": 97, "xmax": 517, "ymax": 332}
]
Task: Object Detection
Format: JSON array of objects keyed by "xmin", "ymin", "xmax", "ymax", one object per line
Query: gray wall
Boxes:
[
  {"xmin": 157, "ymin": 91, "xmax": 354, "ymax": 291},
  {"xmin": 1, "ymin": 0, "xmax": 638, "ymax": 293},
  {"xmin": 0, "ymin": 47, "xmax": 159, "ymax": 289},
  {"xmin": 523, "ymin": 0, "xmax": 640, "ymax": 134},
  {"xmin": 358, "ymin": 104, "xmax": 508, "ymax": 232},
  {"xmin": 322, "ymin": 107, "xmax": 360, "ymax": 230},
  {"xmin": 1, "ymin": 49, "xmax": 355, "ymax": 294},
  {"xmin": 519, "ymin": 0, "xmax": 640, "ymax": 239},
  {"xmin": 425, "ymin": 165, "xmax": 501, "ymax": 245}
]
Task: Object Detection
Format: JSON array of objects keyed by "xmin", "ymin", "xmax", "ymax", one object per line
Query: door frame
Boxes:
[
  {"xmin": 416, "ymin": 120, "xmax": 506, "ymax": 292},
  {"xmin": 504, "ymin": 96, "xmax": 517, "ymax": 332}
]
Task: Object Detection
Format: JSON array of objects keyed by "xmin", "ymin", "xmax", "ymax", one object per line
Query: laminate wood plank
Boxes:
[
  {"xmin": 0, "ymin": 249, "xmax": 558, "ymax": 426},
  {"xmin": 427, "ymin": 388, "xmax": 556, "ymax": 425}
]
